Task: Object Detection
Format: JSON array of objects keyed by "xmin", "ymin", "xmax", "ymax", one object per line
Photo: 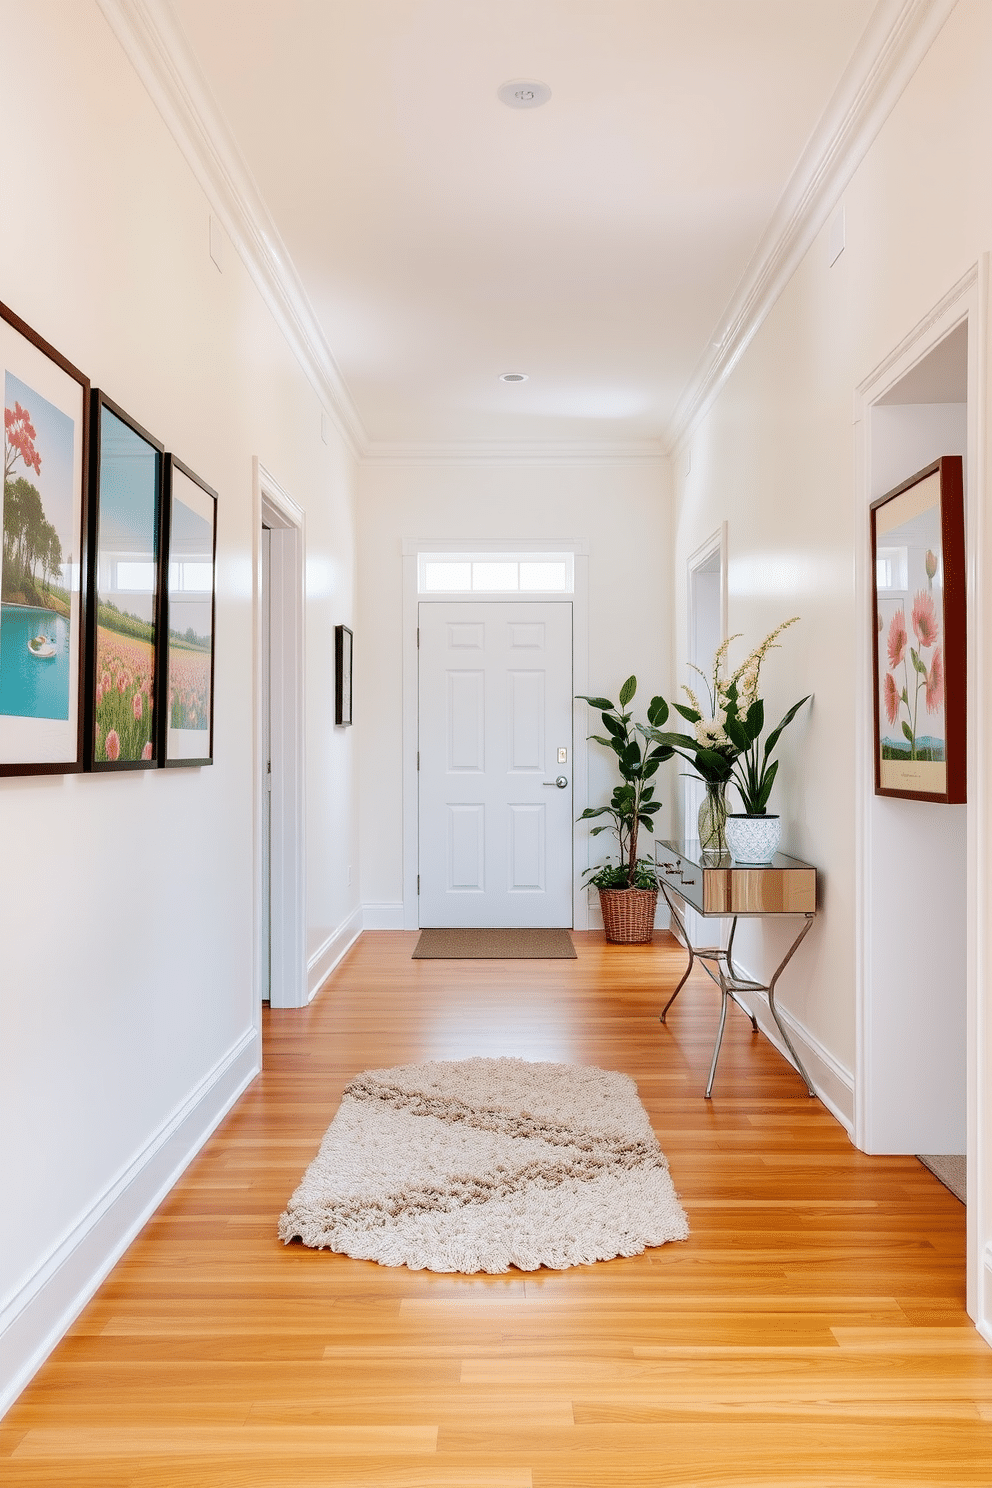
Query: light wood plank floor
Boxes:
[{"xmin": 3, "ymin": 930, "xmax": 991, "ymax": 1486}]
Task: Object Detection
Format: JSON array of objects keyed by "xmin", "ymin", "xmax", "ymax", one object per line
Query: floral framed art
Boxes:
[
  {"xmin": 86, "ymin": 391, "xmax": 164, "ymax": 770},
  {"xmin": 335, "ymin": 624, "xmax": 352, "ymax": 725},
  {"xmin": 160, "ymin": 456, "xmax": 217, "ymax": 767},
  {"xmin": 871, "ymin": 455, "xmax": 965, "ymax": 803},
  {"xmin": 1, "ymin": 300, "xmax": 90, "ymax": 775}
]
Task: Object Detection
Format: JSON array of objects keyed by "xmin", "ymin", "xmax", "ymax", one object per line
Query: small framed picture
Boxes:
[
  {"xmin": 161, "ymin": 456, "xmax": 217, "ymax": 766},
  {"xmin": 871, "ymin": 455, "xmax": 965, "ymax": 803},
  {"xmin": 335, "ymin": 624, "xmax": 353, "ymax": 725},
  {"xmin": 1, "ymin": 300, "xmax": 89, "ymax": 775},
  {"xmin": 86, "ymin": 392, "xmax": 164, "ymax": 769}
]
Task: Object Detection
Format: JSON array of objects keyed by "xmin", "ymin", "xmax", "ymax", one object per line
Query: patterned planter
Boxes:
[
  {"xmin": 598, "ymin": 887, "xmax": 658, "ymax": 944},
  {"xmin": 725, "ymin": 813, "xmax": 782, "ymax": 864}
]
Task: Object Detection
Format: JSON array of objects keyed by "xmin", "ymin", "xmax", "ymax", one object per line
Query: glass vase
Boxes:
[{"xmin": 697, "ymin": 780, "xmax": 729, "ymax": 857}]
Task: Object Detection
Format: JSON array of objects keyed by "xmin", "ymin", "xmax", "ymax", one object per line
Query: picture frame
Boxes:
[
  {"xmin": 160, "ymin": 456, "xmax": 217, "ymax": 767},
  {"xmin": 335, "ymin": 623, "xmax": 353, "ymax": 726},
  {"xmin": 86, "ymin": 391, "xmax": 164, "ymax": 770},
  {"xmin": 871, "ymin": 455, "xmax": 965, "ymax": 803},
  {"xmin": 0, "ymin": 299, "xmax": 90, "ymax": 775}
]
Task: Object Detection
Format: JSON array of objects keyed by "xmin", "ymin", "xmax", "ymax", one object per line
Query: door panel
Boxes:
[{"xmin": 419, "ymin": 600, "xmax": 572, "ymax": 927}]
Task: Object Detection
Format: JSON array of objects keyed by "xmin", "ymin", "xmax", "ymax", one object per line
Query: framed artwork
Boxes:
[
  {"xmin": 161, "ymin": 456, "xmax": 216, "ymax": 766},
  {"xmin": 0, "ymin": 300, "xmax": 89, "ymax": 775},
  {"xmin": 86, "ymin": 392, "xmax": 164, "ymax": 770},
  {"xmin": 871, "ymin": 455, "xmax": 965, "ymax": 803},
  {"xmin": 335, "ymin": 623, "xmax": 353, "ymax": 725}
]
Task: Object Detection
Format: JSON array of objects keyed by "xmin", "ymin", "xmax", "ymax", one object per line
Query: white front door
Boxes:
[{"xmin": 419, "ymin": 601, "xmax": 573, "ymax": 927}]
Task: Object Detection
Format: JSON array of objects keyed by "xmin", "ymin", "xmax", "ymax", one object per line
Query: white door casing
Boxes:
[{"xmin": 418, "ymin": 600, "xmax": 573, "ymax": 927}]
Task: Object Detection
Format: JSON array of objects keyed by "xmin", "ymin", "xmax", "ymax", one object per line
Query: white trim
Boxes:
[
  {"xmin": 253, "ymin": 460, "xmax": 308, "ymax": 1010},
  {"xmin": 726, "ymin": 982, "xmax": 855, "ymax": 1134},
  {"xmin": 853, "ymin": 266, "xmax": 986, "ymax": 1335},
  {"xmin": 982, "ymin": 1244, "xmax": 992, "ymax": 1349},
  {"xmin": 307, "ymin": 909, "xmax": 363, "ymax": 1000},
  {"xmin": 364, "ymin": 441, "xmax": 666, "ymax": 466},
  {"xmin": 667, "ymin": 0, "xmax": 959, "ymax": 453},
  {"xmin": 362, "ymin": 903, "xmax": 407, "ymax": 931},
  {"xmin": 402, "ymin": 544, "xmax": 590, "ymax": 932},
  {"xmin": 95, "ymin": 0, "xmax": 367, "ymax": 459},
  {"xmin": 0, "ymin": 1029, "xmax": 259, "ymax": 1420},
  {"xmin": 402, "ymin": 536, "xmax": 590, "ymax": 557}
]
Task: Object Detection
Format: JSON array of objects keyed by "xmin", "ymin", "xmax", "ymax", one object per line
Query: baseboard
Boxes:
[
  {"xmin": 733, "ymin": 984, "xmax": 855, "ymax": 1134},
  {"xmin": 362, "ymin": 902, "xmax": 406, "ymax": 930},
  {"xmin": 981, "ymin": 1244, "xmax": 992, "ymax": 1348},
  {"xmin": 307, "ymin": 907, "xmax": 363, "ymax": 998},
  {"xmin": 0, "ymin": 1028, "xmax": 260, "ymax": 1421}
]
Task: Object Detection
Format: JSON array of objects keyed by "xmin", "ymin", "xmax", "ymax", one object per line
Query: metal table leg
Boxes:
[{"xmin": 658, "ymin": 881, "xmax": 816, "ymax": 1098}]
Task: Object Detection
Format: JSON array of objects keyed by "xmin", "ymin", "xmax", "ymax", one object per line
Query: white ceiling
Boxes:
[{"xmin": 169, "ymin": 0, "xmax": 886, "ymax": 448}]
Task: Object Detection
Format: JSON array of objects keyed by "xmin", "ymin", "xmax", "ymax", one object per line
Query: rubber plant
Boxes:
[{"xmin": 577, "ymin": 676, "xmax": 674, "ymax": 888}]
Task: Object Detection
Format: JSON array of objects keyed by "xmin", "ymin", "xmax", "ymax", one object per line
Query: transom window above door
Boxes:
[{"xmin": 418, "ymin": 551, "xmax": 574, "ymax": 595}]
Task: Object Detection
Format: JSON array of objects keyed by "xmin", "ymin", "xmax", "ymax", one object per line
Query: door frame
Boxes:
[
  {"xmin": 253, "ymin": 459, "xmax": 307, "ymax": 1010},
  {"xmin": 852, "ymin": 263, "xmax": 989, "ymax": 1335},
  {"xmin": 400, "ymin": 538, "xmax": 590, "ymax": 931}
]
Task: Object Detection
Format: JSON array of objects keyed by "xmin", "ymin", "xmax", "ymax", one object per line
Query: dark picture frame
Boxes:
[
  {"xmin": 335, "ymin": 623, "xmax": 353, "ymax": 726},
  {"xmin": 871, "ymin": 455, "xmax": 965, "ymax": 803},
  {"xmin": 86, "ymin": 391, "xmax": 164, "ymax": 771},
  {"xmin": 0, "ymin": 299, "xmax": 90, "ymax": 775},
  {"xmin": 160, "ymin": 456, "xmax": 217, "ymax": 767}
]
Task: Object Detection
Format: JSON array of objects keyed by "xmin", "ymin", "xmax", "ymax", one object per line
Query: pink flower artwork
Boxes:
[
  {"xmin": 105, "ymin": 730, "xmax": 120, "ymax": 761},
  {"xmin": 886, "ymin": 610, "xmax": 907, "ymax": 669},
  {"xmin": 884, "ymin": 672, "xmax": 900, "ymax": 726},
  {"xmin": 141, "ymin": 741, "xmax": 153, "ymax": 760},
  {"xmin": 912, "ymin": 590, "xmax": 939, "ymax": 649},
  {"xmin": 132, "ymin": 691, "xmax": 143, "ymax": 721},
  {"xmin": 926, "ymin": 647, "xmax": 944, "ymax": 714}
]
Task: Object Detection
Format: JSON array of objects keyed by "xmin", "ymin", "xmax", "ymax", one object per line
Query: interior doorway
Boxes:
[
  {"xmin": 254, "ymin": 461, "xmax": 307, "ymax": 1011},
  {"xmin": 859, "ymin": 318, "xmax": 969, "ymax": 1157}
]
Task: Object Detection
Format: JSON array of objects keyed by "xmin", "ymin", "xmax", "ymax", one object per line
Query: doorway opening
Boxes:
[
  {"xmin": 859, "ymin": 317, "xmax": 969, "ymax": 1158},
  {"xmin": 254, "ymin": 461, "xmax": 307, "ymax": 1011}
]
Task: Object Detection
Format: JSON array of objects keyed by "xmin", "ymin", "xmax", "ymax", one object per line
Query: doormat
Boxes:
[
  {"xmin": 918, "ymin": 1153, "xmax": 966, "ymax": 1204},
  {"xmin": 278, "ymin": 1057, "xmax": 689, "ymax": 1271},
  {"xmin": 412, "ymin": 928, "xmax": 576, "ymax": 960}
]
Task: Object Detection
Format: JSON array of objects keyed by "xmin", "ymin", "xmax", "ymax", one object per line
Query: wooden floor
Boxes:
[{"xmin": 3, "ymin": 930, "xmax": 991, "ymax": 1486}]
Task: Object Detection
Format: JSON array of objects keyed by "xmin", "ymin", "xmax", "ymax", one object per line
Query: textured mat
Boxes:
[
  {"xmin": 412, "ymin": 928, "xmax": 576, "ymax": 960},
  {"xmin": 918, "ymin": 1153, "xmax": 966, "ymax": 1204},
  {"xmin": 279, "ymin": 1057, "xmax": 689, "ymax": 1272}
]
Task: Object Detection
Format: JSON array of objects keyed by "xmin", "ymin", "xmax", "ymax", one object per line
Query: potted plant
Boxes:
[
  {"xmin": 640, "ymin": 618, "xmax": 810, "ymax": 861},
  {"xmin": 577, "ymin": 677, "xmax": 674, "ymax": 943}
]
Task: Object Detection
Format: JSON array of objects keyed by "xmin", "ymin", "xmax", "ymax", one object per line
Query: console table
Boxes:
[{"xmin": 654, "ymin": 840, "xmax": 818, "ymax": 1099}]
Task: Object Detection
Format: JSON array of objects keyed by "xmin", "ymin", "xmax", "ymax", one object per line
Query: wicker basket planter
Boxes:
[{"xmin": 598, "ymin": 887, "xmax": 659, "ymax": 944}]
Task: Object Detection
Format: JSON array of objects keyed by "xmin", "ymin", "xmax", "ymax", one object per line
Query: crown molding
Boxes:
[
  {"xmin": 666, "ymin": 0, "xmax": 960, "ymax": 455},
  {"xmin": 94, "ymin": 0, "xmax": 369, "ymax": 460},
  {"xmin": 361, "ymin": 439, "xmax": 667, "ymax": 466}
]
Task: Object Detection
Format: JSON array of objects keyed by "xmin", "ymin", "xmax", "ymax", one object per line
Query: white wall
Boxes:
[
  {"xmin": 0, "ymin": 0, "xmax": 359, "ymax": 1412},
  {"xmin": 356, "ymin": 459, "xmax": 673, "ymax": 926},
  {"xmin": 670, "ymin": 0, "xmax": 992, "ymax": 1331}
]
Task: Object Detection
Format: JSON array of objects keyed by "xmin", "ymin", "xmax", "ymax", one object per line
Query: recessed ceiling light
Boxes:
[
  {"xmin": 497, "ymin": 79, "xmax": 551, "ymax": 110},
  {"xmin": 500, "ymin": 372, "xmax": 528, "ymax": 383}
]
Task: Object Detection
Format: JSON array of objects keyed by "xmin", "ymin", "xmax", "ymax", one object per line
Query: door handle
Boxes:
[{"xmin": 543, "ymin": 776, "xmax": 568, "ymax": 788}]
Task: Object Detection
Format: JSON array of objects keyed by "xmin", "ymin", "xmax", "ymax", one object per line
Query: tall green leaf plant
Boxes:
[{"xmin": 577, "ymin": 677, "xmax": 674, "ymax": 888}]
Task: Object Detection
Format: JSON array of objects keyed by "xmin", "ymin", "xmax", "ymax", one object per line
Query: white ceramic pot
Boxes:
[{"xmin": 725, "ymin": 813, "xmax": 781, "ymax": 864}]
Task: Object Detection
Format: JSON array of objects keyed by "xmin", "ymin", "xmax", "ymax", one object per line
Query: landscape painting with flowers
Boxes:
[
  {"xmin": 0, "ymin": 301, "xmax": 88, "ymax": 774},
  {"xmin": 90, "ymin": 399, "xmax": 162, "ymax": 769},
  {"xmin": 872, "ymin": 456, "xmax": 966, "ymax": 803},
  {"xmin": 163, "ymin": 458, "xmax": 215, "ymax": 765}
]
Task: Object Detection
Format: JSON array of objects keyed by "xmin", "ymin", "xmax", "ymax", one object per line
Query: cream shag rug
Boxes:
[{"xmin": 278, "ymin": 1057, "xmax": 689, "ymax": 1273}]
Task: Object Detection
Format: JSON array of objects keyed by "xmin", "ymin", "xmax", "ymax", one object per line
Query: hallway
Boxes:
[{"xmin": 1, "ymin": 932, "xmax": 989, "ymax": 1485}]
